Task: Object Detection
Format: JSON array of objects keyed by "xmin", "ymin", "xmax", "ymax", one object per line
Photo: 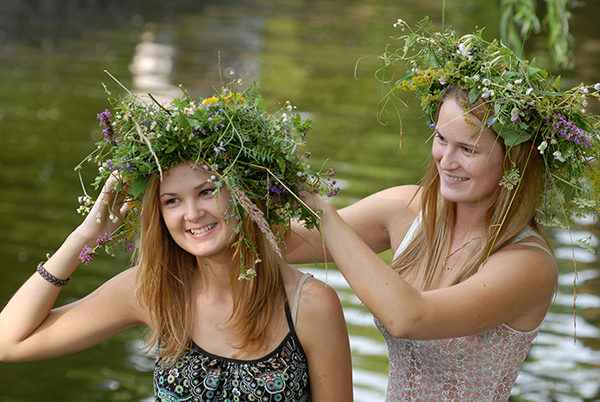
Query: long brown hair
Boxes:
[
  {"xmin": 391, "ymin": 84, "xmax": 550, "ymax": 290},
  {"xmin": 134, "ymin": 173, "xmax": 286, "ymax": 365}
]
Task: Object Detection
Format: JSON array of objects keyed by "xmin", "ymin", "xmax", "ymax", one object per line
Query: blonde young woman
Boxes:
[
  {"xmin": 288, "ymin": 20, "xmax": 600, "ymax": 401},
  {"xmin": 0, "ymin": 84, "xmax": 353, "ymax": 402},
  {"xmin": 289, "ymin": 85, "xmax": 557, "ymax": 400}
]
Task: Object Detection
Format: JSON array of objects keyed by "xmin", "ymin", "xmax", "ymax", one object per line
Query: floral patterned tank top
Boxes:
[
  {"xmin": 153, "ymin": 273, "xmax": 312, "ymax": 402},
  {"xmin": 376, "ymin": 216, "xmax": 549, "ymax": 401}
]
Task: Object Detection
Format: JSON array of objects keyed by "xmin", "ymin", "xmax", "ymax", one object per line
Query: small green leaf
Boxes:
[
  {"xmin": 277, "ymin": 155, "xmax": 286, "ymax": 174},
  {"xmin": 130, "ymin": 176, "xmax": 149, "ymax": 198},
  {"xmin": 494, "ymin": 124, "xmax": 531, "ymax": 146}
]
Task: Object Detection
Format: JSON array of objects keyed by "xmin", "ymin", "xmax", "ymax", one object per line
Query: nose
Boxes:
[
  {"xmin": 437, "ymin": 146, "xmax": 459, "ymax": 171},
  {"xmin": 184, "ymin": 201, "xmax": 205, "ymax": 222}
]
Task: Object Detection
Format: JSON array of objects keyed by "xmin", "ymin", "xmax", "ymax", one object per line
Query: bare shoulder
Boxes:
[
  {"xmin": 494, "ymin": 235, "xmax": 557, "ymax": 274},
  {"xmin": 479, "ymin": 236, "xmax": 558, "ymax": 327},
  {"xmin": 297, "ymin": 275, "xmax": 341, "ymax": 312},
  {"xmin": 280, "ymin": 265, "xmax": 341, "ymax": 313},
  {"xmin": 294, "ymin": 274, "xmax": 348, "ymax": 350}
]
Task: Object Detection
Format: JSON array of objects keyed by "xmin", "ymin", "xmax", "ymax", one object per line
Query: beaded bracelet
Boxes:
[{"xmin": 36, "ymin": 261, "xmax": 71, "ymax": 287}]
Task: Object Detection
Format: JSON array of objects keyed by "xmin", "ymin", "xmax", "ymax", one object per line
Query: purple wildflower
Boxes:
[
  {"xmin": 486, "ymin": 118, "xmax": 497, "ymax": 127},
  {"xmin": 97, "ymin": 109, "xmax": 117, "ymax": 145},
  {"xmin": 214, "ymin": 141, "xmax": 226, "ymax": 154},
  {"xmin": 96, "ymin": 232, "xmax": 113, "ymax": 247},
  {"xmin": 305, "ymin": 151, "xmax": 311, "ymax": 159},
  {"xmin": 327, "ymin": 187, "xmax": 340, "ymax": 197},
  {"xmin": 269, "ymin": 183, "xmax": 287, "ymax": 195},
  {"xmin": 552, "ymin": 114, "xmax": 592, "ymax": 149},
  {"xmin": 79, "ymin": 245, "xmax": 96, "ymax": 265}
]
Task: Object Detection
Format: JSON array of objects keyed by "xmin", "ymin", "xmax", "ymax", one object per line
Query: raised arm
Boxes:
[
  {"xmin": 301, "ymin": 192, "xmax": 557, "ymax": 340},
  {"xmin": 0, "ymin": 177, "xmax": 145, "ymax": 362},
  {"xmin": 285, "ymin": 185, "xmax": 420, "ymax": 264}
]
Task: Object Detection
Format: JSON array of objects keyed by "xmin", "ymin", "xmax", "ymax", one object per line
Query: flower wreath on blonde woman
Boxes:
[
  {"xmin": 373, "ymin": 17, "xmax": 600, "ymax": 252},
  {"xmin": 75, "ymin": 73, "xmax": 339, "ymax": 279}
]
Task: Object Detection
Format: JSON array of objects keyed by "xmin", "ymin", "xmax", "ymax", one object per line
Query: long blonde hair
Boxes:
[
  {"xmin": 134, "ymin": 174, "xmax": 286, "ymax": 364},
  {"xmin": 391, "ymin": 85, "xmax": 551, "ymax": 290}
]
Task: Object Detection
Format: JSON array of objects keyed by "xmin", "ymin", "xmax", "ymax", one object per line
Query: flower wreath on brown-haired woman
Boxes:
[
  {"xmin": 287, "ymin": 18, "xmax": 600, "ymax": 402},
  {"xmin": 0, "ymin": 79, "xmax": 353, "ymax": 402}
]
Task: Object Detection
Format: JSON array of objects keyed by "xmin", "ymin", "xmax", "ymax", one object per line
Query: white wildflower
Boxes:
[
  {"xmin": 481, "ymin": 88, "xmax": 495, "ymax": 99},
  {"xmin": 393, "ymin": 19, "xmax": 405, "ymax": 28},
  {"xmin": 457, "ymin": 43, "xmax": 472, "ymax": 59},
  {"xmin": 553, "ymin": 151, "xmax": 565, "ymax": 162},
  {"xmin": 537, "ymin": 141, "xmax": 547, "ymax": 154},
  {"xmin": 499, "ymin": 167, "xmax": 521, "ymax": 190},
  {"xmin": 526, "ymin": 88, "xmax": 534, "ymax": 95},
  {"xmin": 595, "ymin": 83, "xmax": 600, "ymax": 91}
]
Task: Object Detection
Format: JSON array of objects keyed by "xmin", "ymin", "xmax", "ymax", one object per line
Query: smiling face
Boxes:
[
  {"xmin": 159, "ymin": 162, "xmax": 238, "ymax": 265},
  {"xmin": 431, "ymin": 98, "xmax": 505, "ymax": 208}
]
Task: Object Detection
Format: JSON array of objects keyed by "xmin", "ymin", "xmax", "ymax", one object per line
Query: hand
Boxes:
[
  {"xmin": 298, "ymin": 190, "xmax": 335, "ymax": 222},
  {"xmin": 77, "ymin": 174, "xmax": 130, "ymax": 246}
]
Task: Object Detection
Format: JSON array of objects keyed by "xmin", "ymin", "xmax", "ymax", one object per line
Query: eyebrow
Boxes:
[
  {"xmin": 159, "ymin": 182, "xmax": 210, "ymax": 199},
  {"xmin": 435, "ymin": 128, "xmax": 479, "ymax": 149}
]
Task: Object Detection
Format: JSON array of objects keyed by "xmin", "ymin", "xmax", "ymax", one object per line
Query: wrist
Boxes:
[
  {"xmin": 317, "ymin": 199, "xmax": 338, "ymax": 223},
  {"xmin": 70, "ymin": 226, "xmax": 99, "ymax": 248}
]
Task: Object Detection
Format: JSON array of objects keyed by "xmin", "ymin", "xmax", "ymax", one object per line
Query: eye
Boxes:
[
  {"xmin": 435, "ymin": 132, "xmax": 447, "ymax": 143},
  {"xmin": 164, "ymin": 197, "xmax": 180, "ymax": 206},
  {"xmin": 200, "ymin": 188, "xmax": 216, "ymax": 197},
  {"xmin": 462, "ymin": 146, "xmax": 475, "ymax": 154}
]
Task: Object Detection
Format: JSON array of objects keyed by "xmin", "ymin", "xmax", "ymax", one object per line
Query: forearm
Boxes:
[
  {"xmin": 318, "ymin": 201, "xmax": 423, "ymax": 334},
  {"xmin": 285, "ymin": 221, "xmax": 329, "ymax": 264},
  {"xmin": 0, "ymin": 229, "xmax": 88, "ymax": 355}
]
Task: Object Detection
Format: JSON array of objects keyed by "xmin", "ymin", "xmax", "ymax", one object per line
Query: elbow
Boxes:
[
  {"xmin": 0, "ymin": 346, "xmax": 13, "ymax": 363},
  {"xmin": 0, "ymin": 340, "xmax": 26, "ymax": 363},
  {"xmin": 379, "ymin": 312, "xmax": 424, "ymax": 339}
]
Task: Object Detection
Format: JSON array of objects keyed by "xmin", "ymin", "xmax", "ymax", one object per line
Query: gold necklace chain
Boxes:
[{"xmin": 443, "ymin": 236, "xmax": 482, "ymax": 270}]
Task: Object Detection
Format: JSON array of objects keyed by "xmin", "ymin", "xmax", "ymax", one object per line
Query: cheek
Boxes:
[
  {"xmin": 159, "ymin": 209, "xmax": 178, "ymax": 232},
  {"xmin": 431, "ymin": 143, "xmax": 443, "ymax": 164}
]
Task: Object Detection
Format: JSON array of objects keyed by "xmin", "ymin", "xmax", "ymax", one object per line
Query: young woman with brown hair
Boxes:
[{"xmin": 0, "ymin": 83, "xmax": 353, "ymax": 402}]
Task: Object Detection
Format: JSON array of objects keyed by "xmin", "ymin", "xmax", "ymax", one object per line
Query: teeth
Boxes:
[
  {"xmin": 447, "ymin": 175, "xmax": 468, "ymax": 182},
  {"xmin": 190, "ymin": 224, "xmax": 216, "ymax": 235}
]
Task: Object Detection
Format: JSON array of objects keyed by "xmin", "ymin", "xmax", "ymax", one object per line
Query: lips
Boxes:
[{"xmin": 189, "ymin": 223, "xmax": 216, "ymax": 235}]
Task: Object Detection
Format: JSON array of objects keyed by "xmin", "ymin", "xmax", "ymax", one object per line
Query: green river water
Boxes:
[{"xmin": 0, "ymin": 1, "xmax": 599, "ymax": 401}]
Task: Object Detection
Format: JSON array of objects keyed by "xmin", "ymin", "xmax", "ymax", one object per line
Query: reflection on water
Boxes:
[
  {"xmin": 0, "ymin": 1, "xmax": 599, "ymax": 401},
  {"xmin": 129, "ymin": 29, "xmax": 180, "ymax": 101}
]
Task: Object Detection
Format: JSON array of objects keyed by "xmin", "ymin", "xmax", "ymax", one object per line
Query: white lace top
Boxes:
[{"xmin": 377, "ymin": 216, "xmax": 546, "ymax": 401}]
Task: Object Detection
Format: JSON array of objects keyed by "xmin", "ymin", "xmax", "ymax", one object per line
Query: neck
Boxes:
[
  {"xmin": 196, "ymin": 257, "xmax": 232, "ymax": 293},
  {"xmin": 453, "ymin": 202, "xmax": 489, "ymax": 235}
]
